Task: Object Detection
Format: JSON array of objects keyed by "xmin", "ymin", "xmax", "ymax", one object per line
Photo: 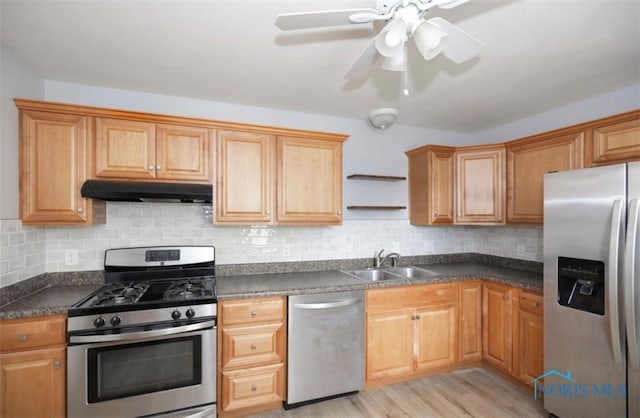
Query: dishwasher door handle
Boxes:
[{"xmin": 293, "ymin": 298, "xmax": 361, "ymax": 310}]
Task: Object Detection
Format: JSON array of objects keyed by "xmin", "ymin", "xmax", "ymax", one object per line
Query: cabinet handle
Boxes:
[
  {"xmin": 250, "ymin": 311, "xmax": 257, "ymax": 318},
  {"xmin": 54, "ymin": 360, "xmax": 62, "ymax": 369},
  {"xmin": 148, "ymin": 165, "xmax": 154, "ymax": 171},
  {"xmin": 532, "ymin": 302, "xmax": 540, "ymax": 308},
  {"xmin": 503, "ymin": 294, "xmax": 510, "ymax": 301},
  {"xmin": 250, "ymin": 344, "xmax": 257, "ymax": 351},
  {"xmin": 251, "ymin": 385, "xmax": 257, "ymax": 392},
  {"xmin": 337, "ymin": 210, "xmax": 342, "ymax": 215},
  {"xmin": 156, "ymin": 165, "xmax": 161, "ymax": 171},
  {"xmin": 77, "ymin": 207, "xmax": 83, "ymax": 214},
  {"xmin": 266, "ymin": 210, "xmax": 271, "ymax": 215},
  {"xmin": 18, "ymin": 334, "xmax": 28, "ymax": 342}
]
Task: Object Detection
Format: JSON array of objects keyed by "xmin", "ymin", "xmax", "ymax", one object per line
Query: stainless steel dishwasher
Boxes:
[{"xmin": 286, "ymin": 290, "xmax": 364, "ymax": 408}]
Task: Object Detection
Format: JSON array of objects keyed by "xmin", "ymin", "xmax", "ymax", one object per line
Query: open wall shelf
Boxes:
[
  {"xmin": 347, "ymin": 174, "xmax": 406, "ymax": 181},
  {"xmin": 347, "ymin": 206, "xmax": 407, "ymax": 210}
]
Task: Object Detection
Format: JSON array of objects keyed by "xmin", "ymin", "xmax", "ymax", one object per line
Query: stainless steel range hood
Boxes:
[{"xmin": 81, "ymin": 180, "xmax": 212, "ymax": 203}]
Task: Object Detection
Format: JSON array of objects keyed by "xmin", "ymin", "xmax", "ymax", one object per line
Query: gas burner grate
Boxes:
[
  {"xmin": 164, "ymin": 279, "xmax": 208, "ymax": 300},
  {"xmin": 91, "ymin": 282, "xmax": 149, "ymax": 307}
]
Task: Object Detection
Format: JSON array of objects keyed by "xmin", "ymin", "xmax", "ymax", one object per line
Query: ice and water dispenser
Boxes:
[{"xmin": 557, "ymin": 256, "xmax": 605, "ymax": 315}]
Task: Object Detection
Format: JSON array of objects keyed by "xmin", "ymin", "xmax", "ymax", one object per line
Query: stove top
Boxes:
[{"xmin": 67, "ymin": 246, "xmax": 217, "ymax": 319}]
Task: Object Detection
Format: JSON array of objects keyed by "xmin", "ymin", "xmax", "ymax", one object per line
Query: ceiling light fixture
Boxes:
[{"xmin": 368, "ymin": 108, "xmax": 399, "ymax": 130}]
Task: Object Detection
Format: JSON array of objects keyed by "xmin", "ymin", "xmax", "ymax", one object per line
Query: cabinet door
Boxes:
[
  {"xmin": 366, "ymin": 309, "xmax": 414, "ymax": 382},
  {"xmin": 415, "ymin": 304, "xmax": 457, "ymax": 371},
  {"xmin": 585, "ymin": 118, "xmax": 640, "ymax": 167},
  {"xmin": 215, "ymin": 131, "xmax": 274, "ymax": 224},
  {"xmin": 156, "ymin": 124, "xmax": 212, "ymax": 182},
  {"xmin": 20, "ymin": 111, "xmax": 103, "ymax": 225},
  {"xmin": 507, "ymin": 132, "xmax": 584, "ymax": 224},
  {"xmin": 0, "ymin": 347, "xmax": 65, "ymax": 418},
  {"xmin": 517, "ymin": 310, "xmax": 544, "ymax": 385},
  {"xmin": 95, "ymin": 118, "xmax": 156, "ymax": 179},
  {"xmin": 459, "ymin": 281, "xmax": 483, "ymax": 362},
  {"xmin": 482, "ymin": 283, "xmax": 513, "ymax": 372},
  {"xmin": 455, "ymin": 147, "xmax": 505, "ymax": 224},
  {"xmin": 276, "ymin": 136, "xmax": 342, "ymax": 225},
  {"xmin": 407, "ymin": 146, "xmax": 455, "ymax": 225}
]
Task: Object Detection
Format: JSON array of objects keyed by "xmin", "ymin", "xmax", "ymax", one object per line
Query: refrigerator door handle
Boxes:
[
  {"xmin": 608, "ymin": 198, "xmax": 625, "ymax": 365},
  {"xmin": 625, "ymin": 198, "xmax": 639, "ymax": 370}
]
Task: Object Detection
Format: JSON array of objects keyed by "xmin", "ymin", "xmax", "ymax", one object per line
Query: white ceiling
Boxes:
[{"xmin": 1, "ymin": 0, "xmax": 639, "ymax": 132}]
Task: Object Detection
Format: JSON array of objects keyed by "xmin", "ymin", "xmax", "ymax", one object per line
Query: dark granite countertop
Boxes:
[
  {"xmin": 0, "ymin": 254, "xmax": 543, "ymax": 319},
  {"xmin": 0, "ymin": 284, "xmax": 102, "ymax": 320},
  {"xmin": 216, "ymin": 262, "xmax": 542, "ymax": 299}
]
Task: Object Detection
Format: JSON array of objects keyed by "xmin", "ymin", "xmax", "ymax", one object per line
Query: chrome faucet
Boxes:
[{"xmin": 374, "ymin": 249, "xmax": 401, "ymax": 268}]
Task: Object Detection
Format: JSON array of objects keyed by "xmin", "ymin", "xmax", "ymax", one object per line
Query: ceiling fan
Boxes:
[{"xmin": 275, "ymin": 0, "xmax": 484, "ymax": 81}]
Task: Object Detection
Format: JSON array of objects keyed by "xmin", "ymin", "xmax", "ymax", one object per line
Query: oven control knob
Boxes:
[
  {"xmin": 171, "ymin": 310, "xmax": 182, "ymax": 320},
  {"xmin": 93, "ymin": 317, "xmax": 106, "ymax": 328},
  {"xmin": 110, "ymin": 315, "xmax": 121, "ymax": 327},
  {"xmin": 186, "ymin": 308, "xmax": 196, "ymax": 318}
]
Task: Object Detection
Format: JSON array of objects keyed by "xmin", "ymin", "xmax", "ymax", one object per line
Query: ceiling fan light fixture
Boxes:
[
  {"xmin": 381, "ymin": 44, "xmax": 407, "ymax": 71},
  {"xmin": 413, "ymin": 20, "xmax": 449, "ymax": 60},
  {"xmin": 375, "ymin": 19, "xmax": 407, "ymax": 57},
  {"xmin": 368, "ymin": 108, "xmax": 399, "ymax": 130}
]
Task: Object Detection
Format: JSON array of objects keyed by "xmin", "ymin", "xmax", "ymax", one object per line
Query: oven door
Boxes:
[{"xmin": 67, "ymin": 320, "xmax": 216, "ymax": 418}]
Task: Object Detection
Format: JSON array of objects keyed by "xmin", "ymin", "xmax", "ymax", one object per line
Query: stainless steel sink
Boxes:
[
  {"xmin": 342, "ymin": 266, "xmax": 440, "ymax": 282},
  {"xmin": 342, "ymin": 268, "xmax": 404, "ymax": 281},
  {"xmin": 385, "ymin": 266, "xmax": 439, "ymax": 278}
]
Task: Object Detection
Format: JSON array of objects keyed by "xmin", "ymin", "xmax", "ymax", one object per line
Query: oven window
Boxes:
[{"xmin": 87, "ymin": 336, "xmax": 202, "ymax": 403}]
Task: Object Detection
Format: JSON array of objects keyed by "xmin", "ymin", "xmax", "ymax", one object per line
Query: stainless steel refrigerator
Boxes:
[{"xmin": 544, "ymin": 162, "xmax": 639, "ymax": 418}]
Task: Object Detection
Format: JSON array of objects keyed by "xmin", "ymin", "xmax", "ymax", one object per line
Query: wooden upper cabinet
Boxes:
[
  {"xmin": 215, "ymin": 130, "xmax": 275, "ymax": 224},
  {"xmin": 276, "ymin": 136, "xmax": 343, "ymax": 225},
  {"xmin": 95, "ymin": 118, "xmax": 156, "ymax": 179},
  {"xmin": 506, "ymin": 132, "xmax": 584, "ymax": 224},
  {"xmin": 19, "ymin": 110, "xmax": 105, "ymax": 225},
  {"xmin": 155, "ymin": 124, "xmax": 212, "ymax": 182},
  {"xmin": 406, "ymin": 145, "xmax": 455, "ymax": 225},
  {"xmin": 585, "ymin": 115, "xmax": 640, "ymax": 167},
  {"xmin": 95, "ymin": 118, "xmax": 212, "ymax": 183},
  {"xmin": 455, "ymin": 145, "xmax": 506, "ymax": 224}
]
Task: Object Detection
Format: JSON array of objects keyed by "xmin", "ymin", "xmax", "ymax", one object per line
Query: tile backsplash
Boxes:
[{"xmin": 0, "ymin": 202, "xmax": 542, "ymax": 288}]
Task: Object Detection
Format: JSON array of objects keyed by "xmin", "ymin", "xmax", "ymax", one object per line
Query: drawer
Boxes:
[
  {"xmin": 222, "ymin": 322, "xmax": 285, "ymax": 370},
  {"xmin": 0, "ymin": 315, "xmax": 66, "ymax": 352},
  {"xmin": 519, "ymin": 291, "xmax": 543, "ymax": 316},
  {"xmin": 221, "ymin": 298, "xmax": 285, "ymax": 326},
  {"xmin": 367, "ymin": 283, "xmax": 457, "ymax": 311},
  {"xmin": 221, "ymin": 363, "xmax": 284, "ymax": 412}
]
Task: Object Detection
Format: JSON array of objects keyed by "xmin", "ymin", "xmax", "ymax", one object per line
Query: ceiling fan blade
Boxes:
[
  {"xmin": 275, "ymin": 8, "xmax": 379, "ymax": 30},
  {"xmin": 433, "ymin": 0, "xmax": 472, "ymax": 10},
  {"xmin": 345, "ymin": 38, "xmax": 380, "ymax": 80},
  {"xmin": 426, "ymin": 17, "xmax": 484, "ymax": 64}
]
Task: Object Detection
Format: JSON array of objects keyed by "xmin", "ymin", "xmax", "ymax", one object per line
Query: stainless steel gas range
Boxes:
[{"xmin": 66, "ymin": 246, "xmax": 218, "ymax": 418}]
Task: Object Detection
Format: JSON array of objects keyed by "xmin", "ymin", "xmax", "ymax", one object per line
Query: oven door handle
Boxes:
[{"xmin": 68, "ymin": 320, "xmax": 217, "ymax": 344}]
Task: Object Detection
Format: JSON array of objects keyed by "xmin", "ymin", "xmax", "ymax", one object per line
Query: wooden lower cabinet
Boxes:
[
  {"xmin": 459, "ymin": 280, "xmax": 483, "ymax": 362},
  {"xmin": 218, "ymin": 297, "xmax": 286, "ymax": 416},
  {"xmin": 515, "ymin": 291, "xmax": 544, "ymax": 385},
  {"xmin": 365, "ymin": 283, "xmax": 458, "ymax": 387},
  {"xmin": 0, "ymin": 315, "xmax": 66, "ymax": 418},
  {"xmin": 482, "ymin": 282, "xmax": 514, "ymax": 373}
]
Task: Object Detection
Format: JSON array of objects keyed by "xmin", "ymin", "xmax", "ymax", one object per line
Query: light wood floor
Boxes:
[{"xmin": 249, "ymin": 368, "xmax": 547, "ymax": 418}]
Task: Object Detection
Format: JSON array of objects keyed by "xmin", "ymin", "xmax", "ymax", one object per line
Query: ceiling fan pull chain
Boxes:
[{"xmin": 403, "ymin": 70, "xmax": 410, "ymax": 96}]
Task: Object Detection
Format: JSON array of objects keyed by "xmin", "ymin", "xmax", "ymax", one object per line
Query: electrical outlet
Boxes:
[
  {"xmin": 516, "ymin": 245, "xmax": 525, "ymax": 256},
  {"xmin": 65, "ymin": 249, "xmax": 79, "ymax": 266},
  {"xmin": 283, "ymin": 245, "xmax": 291, "ymax": 257}
]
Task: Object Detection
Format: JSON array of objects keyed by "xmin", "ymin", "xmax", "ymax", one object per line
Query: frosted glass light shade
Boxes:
[
  {"xmin": 375, "ymin": 19, "xmax": 407, "ymax": 58},
  {"xmin": 381, "ymin": 44, "xmax": 407, "ymax": 71},
  {"xmin": 413, "ymin": 21, "xmax": 448, "ymax": 60}
]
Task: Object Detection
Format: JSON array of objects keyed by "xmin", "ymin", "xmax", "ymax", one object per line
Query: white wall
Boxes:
[{"xmin": 0, "ymin": 44, "xmax": 45, "ymax": 220}]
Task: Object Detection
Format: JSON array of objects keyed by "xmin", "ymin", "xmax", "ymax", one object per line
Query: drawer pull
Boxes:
[
  {"xmin": 18, "ymin": 334, "xmax": 28, "ymax": 342},
  {"xmin": 250, "ymin": 344, "xmax": 257, "ymax": 351},
  {"xmin": 250, "ymin": 311, "xmax": 257, "ymax": 318},
  {"xmin": 251, "ymin": 385, "xmax": 257, "ymax": 392},
  {"xmin": 54, "ymin": 361, "xmax": 62, "ymax": 369},
  {"xmin": 532, "ymin": 302, "xmax": 540, "ymax": 308}
]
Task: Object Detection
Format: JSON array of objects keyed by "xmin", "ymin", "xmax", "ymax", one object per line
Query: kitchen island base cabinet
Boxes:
[
  {"xmin": 0, "ymin": 315, "xmax": 66, "ymax": 418},
  {"xmin": 218, "ymin": 297, "xmax": 286, "ymax": 417}
]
